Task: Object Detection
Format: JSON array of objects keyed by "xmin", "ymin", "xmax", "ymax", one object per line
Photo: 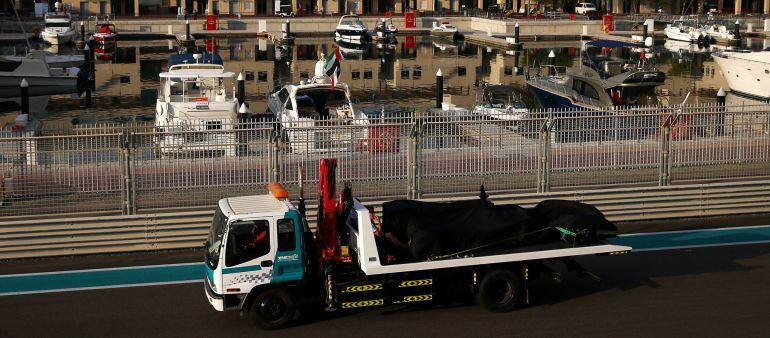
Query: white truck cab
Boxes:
[{"xmin": 204, "ymin": 185, "xmax": 307, "ymax": 314}]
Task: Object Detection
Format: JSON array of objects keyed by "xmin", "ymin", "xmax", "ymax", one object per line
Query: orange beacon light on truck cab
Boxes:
[{"xmin": 267, "ymin": 182, "xmax": 289, "ymax": 199}]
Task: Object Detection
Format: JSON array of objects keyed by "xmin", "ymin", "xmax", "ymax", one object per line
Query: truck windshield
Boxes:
[{"xmin": 205, "ymin": 208, "xmax": 227, "ymax": 270}]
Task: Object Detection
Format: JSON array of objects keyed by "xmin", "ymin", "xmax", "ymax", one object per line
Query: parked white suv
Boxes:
[{"xmin": 575, "ymin": 2, "xmax": 597, "ymax": 15}]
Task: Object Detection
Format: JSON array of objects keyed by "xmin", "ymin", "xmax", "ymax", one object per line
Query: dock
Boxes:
[{"xmin": 462, "ymin": 30, "xmax": 661, "ymax": 50}]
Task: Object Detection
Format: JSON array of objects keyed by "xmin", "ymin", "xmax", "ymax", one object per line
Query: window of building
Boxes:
[
  {"xmin": 257, "ymin": 71, "xmax": 268, "ymax": 82},
  {"xmin": 413, "ymin": 66, "xmax": 422, "ymax": 79},
  {"xmin": 352, "ymin": 70, "xmax": 361, "ymax": 79},
  {"xmin": 120, "ymin": 76, "xmax": 130, "ymax": 84},
  {"xmin": 401, "ymin": 69, "xmax": 410, "ymax": 79},
  {"xmin": 245, "ymin": 71, "xmax": 255, "ymax": 81},
  {"xmin": 225, "ymin": 219, "xmax": 270, "ymax": 267},
  {"xmin": 458, "ymin": 66, "xmax": 466, "ymax": 76},
  {"xmin": 363, "ymin": 70, "xmax": 372, "ymax": 79},
  {"xmin": 300, "ymin": 72, "xmax": 309, "ymax": 79},
  {"xmin": 504, "ymin": 67, "xmax": 512, "ymax": 75}
]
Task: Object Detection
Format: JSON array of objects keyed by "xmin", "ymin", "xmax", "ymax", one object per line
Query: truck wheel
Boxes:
[
  {"xmin": 251, "ymin": 289, "xmax": 296, "ymax": 330},
  {"xmin": 477, "ymin": 269, "xmax": 522, "ymax": 313}
]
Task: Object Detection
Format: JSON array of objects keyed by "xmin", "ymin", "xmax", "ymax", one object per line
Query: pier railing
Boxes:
[{"xmin": 0, "ymin": 103, "xmax": 768, "ymax": 220}]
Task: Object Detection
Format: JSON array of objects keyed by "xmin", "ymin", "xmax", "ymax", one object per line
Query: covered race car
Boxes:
[{"xmin": 379, "ymin": 194, "xmax": 618, "ymax": 261}]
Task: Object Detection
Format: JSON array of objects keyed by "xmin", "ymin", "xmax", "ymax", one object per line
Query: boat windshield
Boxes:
[
  {"xmin": 295, "ymin": 88, "xmax": 349, "ymax": 119},
  {"xmin": 205, "ymin": 208, "xmax": 227, "ymax": 270},
  {"xmin": 341, "ymin": 18, "xmax": 362, "ymax": 26},
  {"xmin": 484, "ymin": 90, "xmax": 521, "ymax": 108},
  {"xmin": 163, "ymin": 76, "xmax": 231, "ymax": 102}
]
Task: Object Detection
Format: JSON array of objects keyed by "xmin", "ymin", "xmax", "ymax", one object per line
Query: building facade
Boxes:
[{"xmin": 44, "ymin": 0, "xmax": 770, "ymax": 16}]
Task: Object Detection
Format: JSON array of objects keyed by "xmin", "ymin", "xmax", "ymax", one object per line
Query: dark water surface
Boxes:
[{"xmin": 2, "ymin": 35, "xmax": 769, "ymax": 124}]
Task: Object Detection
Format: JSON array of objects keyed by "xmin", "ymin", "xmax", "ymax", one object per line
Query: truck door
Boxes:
[
  {"xmin": 271, "ymin": 213, "xmax": 305, "ymax": 283},
  {"xmin": 222, "ymin": 218, "xmax": 276, "ymax": 291}
]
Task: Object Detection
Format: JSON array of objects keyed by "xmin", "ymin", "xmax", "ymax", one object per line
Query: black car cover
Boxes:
[{"xmin": 380, "ymin": 197, "xmax": 617, "ymax": 261}]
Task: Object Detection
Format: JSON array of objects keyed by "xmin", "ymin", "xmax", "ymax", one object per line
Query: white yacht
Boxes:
[
  {"xmin": 267, "ymin": 54, "xmax": 369, "ymax": 153},
  {"xmin": 154, "ymin": 53, "xmax": 239, "ymax": 156},
  {"xmin": 473, "ymin": 84, "xmax": 529, "ymax": 121},
  {"xmin": 431, "ymin": 20, "xmax": 458, "ymax": 39},
  {"xmin": 335, "ymin": 14, "xmax": 369, "ymax": 44},
  {"xmin": 712, "ymin": 50, "xmax": 770, "ymax": 99},
  {"xmin": 0, "ymin": 50, "xmax": 80, "ymax": 88},
  {"xmin": 41, "ymin": 3, "xmax": 76, "ymax": 45},
  {"xmin": 664, "ymin": 19, "xmax": 706, "ymax": 43}
]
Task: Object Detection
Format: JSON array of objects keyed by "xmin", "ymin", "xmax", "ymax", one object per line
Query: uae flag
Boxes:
[{"xmin": 324, "ymin": 47, "xmax": 344, "ymax": 89}]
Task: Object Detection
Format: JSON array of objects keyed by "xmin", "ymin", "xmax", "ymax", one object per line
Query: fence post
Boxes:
[
  {"xmin": 121, "ymin": 128, "xmax": 136, "ymax": 215},
  {"xmin": 270, "ymin": 129, "xmax": 282, "ymax": 183},
  {"xmin": 537, "ymin": 116, "xmax": 554, "ymax": 193},
  {"xmin": 407, "ymin": 118, "xmax": 422, "ymax": 199},
  {"xmin": 659, "ymin": 108, "xmax": 674, "ymax": 186}
]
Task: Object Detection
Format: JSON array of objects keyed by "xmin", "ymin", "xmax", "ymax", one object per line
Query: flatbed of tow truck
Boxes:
[{"xmin": 348, "ymin": 200, "xmax": 631, "ymax": 275}]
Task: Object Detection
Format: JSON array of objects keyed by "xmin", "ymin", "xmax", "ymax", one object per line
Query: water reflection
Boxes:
[{"xmin": 1, "ymin": 36, "xmax": 769, "ymax": 124}]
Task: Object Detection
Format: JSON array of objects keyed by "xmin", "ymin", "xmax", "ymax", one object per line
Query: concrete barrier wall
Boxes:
[{"xmin": 3, "ymin": 180, "xmax": 770, "ymax": 259}]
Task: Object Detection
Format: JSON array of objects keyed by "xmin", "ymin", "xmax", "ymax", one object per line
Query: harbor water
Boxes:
[{"xmin": 2, "ymin": 35, "xmax": 770, "ymax": 124}]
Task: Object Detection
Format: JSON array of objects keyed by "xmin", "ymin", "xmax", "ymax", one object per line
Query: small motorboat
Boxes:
[
  {"xmin": 664, "ymin": 18, "xmax": 707, "ymax": 44},
  {"xmin": 431, "ymin": 20, "xmax": 458, "ymax": 39},
  {"xmin": 473, "ymin": 83, "xmax": 529, "ymax": 121},
  {"xmin": 40, "ymin": 3, "xmax": 76, "ymax": 45},
  {"xmin": 335, "ymin": 14, "xmax": 370, "ymax": 44},
  {"xmin": 702, "ymin": 23, "xmax": 737, "ymax": 42},
  {"xmin": 93, "ymin": 21, "xmax": 117, "ymax": 44}
]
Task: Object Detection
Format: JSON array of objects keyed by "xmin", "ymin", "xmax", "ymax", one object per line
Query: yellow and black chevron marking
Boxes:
[
  {"xmin": 610, "ymin": 250, "xmax": 630, "ymax": 255},
  {"xmin": 398, "ymin": 279, "xmax": 433, "ymax": 288},
  {"xmin": 340, "ymin": 299, "xmax": 384, "ymax": 309},
  {"xmin": 341, "ymin": 284, "xmax": 383, "ymax": 293},
  {"xmin": 394, "ymin": 294, "xmax": 433, "ymax": 304}
]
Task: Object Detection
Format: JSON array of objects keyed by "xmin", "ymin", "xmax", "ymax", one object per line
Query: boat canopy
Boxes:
[
  {"xmin": 159, "ymin": 65, "xmax": 235, "ymax": 78},
  {"xmin": 168, "ymin": 53, "xmax": 223, "ymax": 67}
]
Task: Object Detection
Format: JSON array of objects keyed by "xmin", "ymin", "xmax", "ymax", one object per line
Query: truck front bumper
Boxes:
[{"xmin": 204, "ymin": 275, "xmax": 224, "ymax": 311}]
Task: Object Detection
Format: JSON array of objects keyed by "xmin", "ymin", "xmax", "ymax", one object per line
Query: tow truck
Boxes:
[{"xmin": 204, "ymin": 158, "xmax": 631, "ymax": 329}]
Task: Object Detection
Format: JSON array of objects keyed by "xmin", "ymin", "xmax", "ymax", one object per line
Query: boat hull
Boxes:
[
  {"xmin": 335, "ymin": 29, "xmax": 369, "ymax": 40},
  {"xmin": 527, "ymin": 83, "xmax": 581, "ymax": 109},
  {"xmin": 41, "ymin": 29, "xmax": 76, "ymax": 45},
  {"xmin": 713, "ymin": 53, "xmax": 770, "ymax": 99},
  {"xmin": 664, "ymin": 27, "xmax": 699, "ymax": 43}
]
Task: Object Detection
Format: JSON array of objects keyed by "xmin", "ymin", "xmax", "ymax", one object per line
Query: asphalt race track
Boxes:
[{"xmin": 2, "ymin": 224, "xmax": 770, "ymax": 337}]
